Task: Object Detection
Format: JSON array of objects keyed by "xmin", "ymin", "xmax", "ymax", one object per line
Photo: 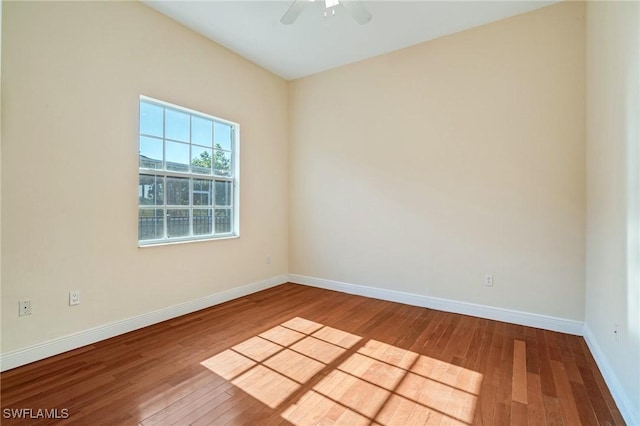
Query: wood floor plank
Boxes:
[
  {"xmin": 494, "ymin": 401, "xmax": 511, "ymax": 426},
  {"xmin": 476, "ymin": 382, "xmax": 498, "ymax": 425},
  {"xmin": 576, "ymin": 365, "xmax": 618, "ymax": 426},
  {"xmin": 557, "ymin": 333, "xmax": 584, "ymax": 385},
  {"xmin": 524, "ymin": 326, "xmax": 540, "ymax": 375},
  {"xmin": 140, "ymin": 377, "xmax": 232, "ymax": 425},
  {"xmin": 441, "ymin": 315, "xmax": 477, "ymax": 361},
  {"xmin": 129, "ymin": 370, "xmax": 218, "ymax": 421},
  {"xmin": 464, "ymin": 319, "xmax": 492, "ymax": 372},
  {"xmin": 550, "ymin": 360, "xmax": 582, "ymax": 426},
  {"xmin": 578, "ymin": 340, "xmax": 626, "ymax": 426},
  {"xmin": 512, "ymin": 339, "xmax": 528, "ymax": 404},
  {"xmin": 569, "ymin": 381, "xmax": 599, "ymax": 426},
  {"xmin": 497, "ymin": 333, "xmax": 514, "ymax": 406},
  {"xmin": 188, "ymin": 390, "xmax": 258, "ymax": 426},
  {"xmin": 526, "ymin": 372, "xmax": 547, "ymax": 426},
  {"xmin": 510, "ymin": 401, "xmax": 528, "ymax": 426},
  {"xmin": 536, "ymin": 329, "xmax": 558, "ymax": 398},
  {"xmin": 542, "ymin": 395, "xmax": 564, "ymax": 426},
  {"xmin": 0, "ymin": 283, "xmax": 625, "ymax": 426}
]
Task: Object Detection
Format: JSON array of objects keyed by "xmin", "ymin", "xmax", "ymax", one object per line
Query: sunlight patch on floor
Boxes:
[
  {"xmin": 200, "ymin": 317, "xmax": 482, "ymax": 425},
  {"xmin": 231, "ymin": 365, "xmax": 299, "ymax": 408}
]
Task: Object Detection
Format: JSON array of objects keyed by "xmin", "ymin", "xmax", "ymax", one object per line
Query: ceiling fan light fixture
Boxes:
[
  {"xmin": 324, "ymin": 0, "xmax": 339, "ymax": 19},
  {"xmin": 281, "ymin": 0, "xmax": 371, "ymax": 25},
  {"xmin": 325, "ymin": 0, "xmax": 339, "ymax": 8}
]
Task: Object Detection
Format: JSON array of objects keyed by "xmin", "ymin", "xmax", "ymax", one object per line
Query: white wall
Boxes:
[
  {"xmin": 289, "ymin": 2, "xmax": 586, "ymax": 321},
  {"xmin": 585, "ymin": 1, "xmax": 640, "ymax": 423},
  {"xmin": 1, "ymin": 1, "xmax": 289, "ymax": 353}
]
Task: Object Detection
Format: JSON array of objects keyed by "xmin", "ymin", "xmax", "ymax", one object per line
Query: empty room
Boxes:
[{"xmin": 1, "ymin": 0, "xmax": 638, "ymax": 425}]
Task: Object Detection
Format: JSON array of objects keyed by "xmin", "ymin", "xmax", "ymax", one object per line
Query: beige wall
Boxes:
[
  {"xmin": 1, "ymin": 1, "xmax": 289, "ymax": 352},
  {"xmin": 586, "ymin": 0, "xmax": 640, "ymax": 420},
  {"xmin": 289, "ymin": 2, "xmax": 586, "ymax": 320},
  {"xmin": 0, "ymin": 0, "xmax": 3, "ymax": 343}
]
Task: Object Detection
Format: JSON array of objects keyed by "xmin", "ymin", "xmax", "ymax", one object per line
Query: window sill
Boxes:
[{"xmin": 138, "ymin": 234, "xmax": 239, "ymax": 248}]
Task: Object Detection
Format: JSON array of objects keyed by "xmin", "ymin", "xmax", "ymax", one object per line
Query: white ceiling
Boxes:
[{"xmin": 144, "ymin": 0, "xmax": 558, "ymax": 80}]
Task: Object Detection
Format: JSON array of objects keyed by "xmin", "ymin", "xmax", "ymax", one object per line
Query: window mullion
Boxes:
[
  {"xmin": 212, "ymin": 177, "xmax": 217, "ymax": 236},
  {"xmin": 162, "ymin": 107, "xmax": 166, "ymax": 171},
  {"xmin": 189, "ymin": 179, "xmax": 194, "ymax": 238},
  {"xmin": 161, "ymin": 173, "xmax": 167, "ymax": 240}
]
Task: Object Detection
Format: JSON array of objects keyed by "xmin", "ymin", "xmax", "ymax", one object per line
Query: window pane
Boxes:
[
  {"xmin": 215, "ymin": 209, "xmax": 232, "ymax": 234},
  {"xmin": 164, "ymin": 108, "xmax": 189, "ymax": 142},
  {"xmin": 193, "ymin": 179, "xmax": 212, "ymax": 206},
  {"xmin": 193, "ymin": 208, "xmax": 213, "ymax": 236},
  {"xmin": 191, "ymin": 146, "xmax": 213, "ymax": 175},
  {"xmin": 192, "ymin": 116, "xmax": 213, "ymax": 147},
  {"xmin": 214, "ymin": 122, "xmax": 232, "ymax": 151},
  {"xmin": 140, "ymin": 102, "xmax": 163, "ymax": 137},
  {"xmin": 166, "ymin": 177, "xmax": 189, "ymax": 205},
  {"xmin": 165, "ymin": 109, "xmax": 190, "ymax": 142},
  {"xmin": 139, "ymin": 208, "xmax": 164, "ymax": 240},
  {"xmin": 215, "ymin": 181, "xmax": 232, "ymax": 206},
  {"xmin": 214, "ymin": 150, "xmax": 232, "ymax": 176},
  {"xmin": 139, "ymin": 175, "xmax": 164, "ymax": 205},
  {"xmin": 167, "ymin": 209, "xmax": 190, "ymax": 238},
  {"xmin": 166, "ymin": 141, "xmax": 190, "ymax": 172},
  {"xmin": 139, "ymin": 136, "xmax": 163, "ymax": 170}
]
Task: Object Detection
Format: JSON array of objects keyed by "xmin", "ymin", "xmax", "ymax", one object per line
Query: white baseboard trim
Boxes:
[
  {"xmin": 583, "ymin": 324, "xmax": 639, "ymax": 426},
  {"xmin": 288, "ymin": 274, "xmax": 584, "ymax": 336},
  {"xmin": 0, "ymin": 275, "xmax": 289, "ymax": 372}
]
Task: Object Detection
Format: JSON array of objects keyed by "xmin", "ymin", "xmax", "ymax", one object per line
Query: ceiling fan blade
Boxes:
[
  {"xmin": 281, "ymin": 0, "xmax": 309, "ymax": 25},
  {"xmin": 340, "ymin": 0, "xmax": 372, "ymax": 24}
]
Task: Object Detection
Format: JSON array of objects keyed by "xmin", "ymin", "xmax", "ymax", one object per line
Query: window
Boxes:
[{"xmin": 138, "ymin": 97, "xmax": 239, "ymax": 246}]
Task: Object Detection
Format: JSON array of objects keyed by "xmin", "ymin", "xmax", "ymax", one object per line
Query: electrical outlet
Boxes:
[
  {"xmin": 614, "ymin": 323, "xmax": 619, "ymax": 343},
  {"xmin": 266, "ymin": 255, "xmax": 271, "ymax": 265},
  {"xmin": 484, "ymin": 274, "xmax": 493, "ymax": 286},
  {"xmin": 19, "ymin": 300, "xmax": 32, "ymax": 316},
  {"xmin": 69, "ymin": 290, "xmax": 80, "ymax": 306}
]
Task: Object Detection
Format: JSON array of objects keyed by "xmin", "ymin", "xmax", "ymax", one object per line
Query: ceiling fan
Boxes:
[{"xmin": 280, "ymin": 0, "xmax": 372, "ymax": 25}]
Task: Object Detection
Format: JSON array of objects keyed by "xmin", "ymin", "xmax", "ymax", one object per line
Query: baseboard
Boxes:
[
  {"xmin": 0, "ymin": 275, "xmax": 289, "ymax": 372},
  {"xmin": 288, "ymin": 274, "xmax": 584, "ymax": 335},
  {"xmin": 583, "ymin": 324, "xmax": 640, "ymax": 426}
]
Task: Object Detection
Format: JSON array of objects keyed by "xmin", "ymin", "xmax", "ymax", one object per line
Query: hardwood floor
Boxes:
[{"xmin": 0, "ymin": 284, "xmax": 625, "ymax": 425}]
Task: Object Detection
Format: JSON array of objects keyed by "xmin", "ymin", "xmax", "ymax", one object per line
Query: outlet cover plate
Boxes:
[
  {"xmin": 69, "ymin": 291, "xmax": 80, "ymax": 306},
  {"xmin": 19, "ymin": 300, "xmax": 32, "ymax": 316}
]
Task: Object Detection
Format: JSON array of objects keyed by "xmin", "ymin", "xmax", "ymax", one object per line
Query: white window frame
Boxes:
[{"xmin": 138, "ymin": 96, "xmax": 240, "ymax": 247}]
